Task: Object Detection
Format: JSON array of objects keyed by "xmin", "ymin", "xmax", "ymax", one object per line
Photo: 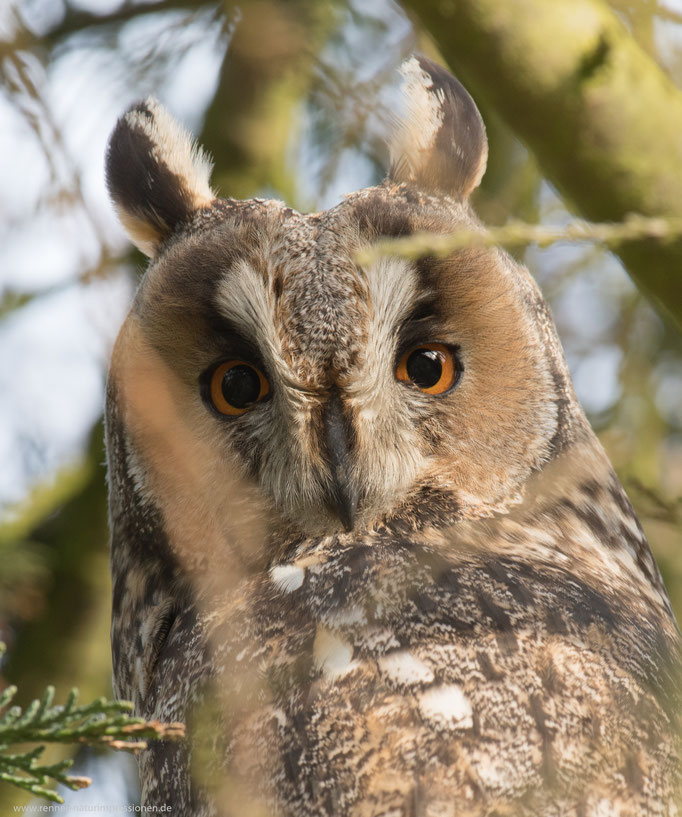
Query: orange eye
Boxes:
[
  {"xmin": 209, "ymin": 360, "xmax": 270, "ymax": 416},
  {"xmin": 396, "ymin": 343, "xmax": 459, "ymax": 395}
]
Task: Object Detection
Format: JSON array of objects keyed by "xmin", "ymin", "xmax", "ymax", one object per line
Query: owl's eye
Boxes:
[
  {"xmin": 396, "ymin": 343, "xmax": 460, "ymax": 395},
  {"xmin": 209, "ymin": 360, "xmax": 270, "ymax": 416}
]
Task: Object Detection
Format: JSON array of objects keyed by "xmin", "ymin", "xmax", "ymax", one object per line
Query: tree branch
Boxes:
[
  {"xmin": 12, "ymin": 0, "xmax": 204, "ymax": 51},
  {"xmin": 402, "ymin": 0, "xmax": 682, "ymax": 329},
  {"xmin": 355, "ymin": 213, "xmax": 682, "ymax": 265},
  {"xmin": 0, "ymin": 667, "xmax": 184, "ymax": 804}
]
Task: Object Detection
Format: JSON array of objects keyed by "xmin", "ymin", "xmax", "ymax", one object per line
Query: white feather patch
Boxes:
[
  {"xmin": 313, "ymin": 627, "xmax": 359, "ymax": 679},
  {"xmin": 215, "ymin": 259, "xmax": 282, "ymax": 367},
  {"xmin": 378, "ymin": 650, "xmax": 435, "ymax": 685},
  {"xmin": 418, "ymin": 683, "xmax": 473, "ymax": 729},
  {"xmin": 389, "ymin": 56, "xmax": 445, "ymax": 182},
  {"xmin": 356, "ymin": 256, "xmax": 421, "ymax": 398},
  {"xmin": 270, "ymin": 563, "xmax": 305, "ymax": 593}
]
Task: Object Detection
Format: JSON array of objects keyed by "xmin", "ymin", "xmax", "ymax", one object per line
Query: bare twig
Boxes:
[{"xmin": 355, "ymin": 213, "xmax": 682, "ymax": 265}]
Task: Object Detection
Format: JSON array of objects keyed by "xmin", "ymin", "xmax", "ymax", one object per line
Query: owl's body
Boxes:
[{"xmin": 105, "ymin": 58, "xmax": 681, "ymax": 816}]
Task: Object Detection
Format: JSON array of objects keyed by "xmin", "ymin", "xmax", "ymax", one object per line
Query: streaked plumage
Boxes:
[{"xmin": 105, "ymin": 56, "xmax": 681, "ymax": 816}]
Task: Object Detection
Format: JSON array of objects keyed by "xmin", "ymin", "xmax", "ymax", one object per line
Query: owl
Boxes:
[{"xmin": 105, "ymin": 56, "xmax": 681, "ymax": 816}]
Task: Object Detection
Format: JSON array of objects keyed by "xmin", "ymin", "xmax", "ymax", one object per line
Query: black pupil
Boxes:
[
  {"xmin": 221, "ymin": 365, "xmax": 261, "ymax": 408},
  {"xmin": 406, "ymin": 349, "xmax": 443, "ymax": 388}
]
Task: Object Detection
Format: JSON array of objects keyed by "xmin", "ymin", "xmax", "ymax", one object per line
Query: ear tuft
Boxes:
[
  {"xmin": 388, "ymin": 56, "xmax": 488, "ymax": 200},
  {"xmin": 106, "ymin": 98, "xmax": 215, "ymax": 256}
]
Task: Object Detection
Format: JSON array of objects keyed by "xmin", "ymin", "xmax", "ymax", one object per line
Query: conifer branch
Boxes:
[{"xmin": 0, "ymin": 645, "xmax": 185, "ymax": 803}]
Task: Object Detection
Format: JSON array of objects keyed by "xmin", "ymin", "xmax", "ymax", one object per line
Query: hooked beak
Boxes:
[{"xmin": 322, "ymin": 389, "xmax": 357, "ymax": 532}]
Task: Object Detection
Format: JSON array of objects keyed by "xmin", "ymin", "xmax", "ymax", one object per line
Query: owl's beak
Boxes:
[{"xmin": 322, "ymin": 389, "xmax": 357, "ymax": 532}]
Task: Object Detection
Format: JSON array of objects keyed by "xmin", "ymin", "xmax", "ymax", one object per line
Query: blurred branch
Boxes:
[
  {"xmin": 2, "ymin": 50, "xmax": 112, "ymax": 249},
  {"xmin": 43, "ymin": 0, "xmax": 199, "ymax": 44},
  {"xmin": 356, "ymin": 213, "xmax": 682, "ymax": 265},
  {"xmin": 402, "ymin": 0, "xmax": 682, "ymax": 331},
  {"xmin": 0, "ymin": 426, "xmax": 122, "ymax": 812},
  {"xmin": 0, "ymin": 254, "xmax": 124, "ymax": 323},
  {"xmin": 0, "ymin": 0, "xmax": 210, "ymax": 57},
  {"xmin": 0, "ymin": 462, "xmax": 92, "ymax": 549},
  {"xmin": 0, "ymin": 290, "xmax": 34, "ymax": 321},
  {"xmin": 626, "ymin": 477, "xmax": 682, "ymax": 524},
  {"xmin": 2, "ymin": 425, "xmax": 110, "ymax": 703},
  {"xmin": 202, "ymin": 0, "xmax": 339, "ymax": 203},
  {"xmin": 656, "ymin": 6, "xmax": 682, "ymax": 28}
]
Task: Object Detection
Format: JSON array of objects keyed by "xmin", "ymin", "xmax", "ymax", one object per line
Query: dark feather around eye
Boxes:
[
  {"xmin": 203, "ymin": 313, "xmax": 266, "ymax": 368},
  {"xmin": 396, "ymin": 309, "xmax": 443, "ymax": 360}
]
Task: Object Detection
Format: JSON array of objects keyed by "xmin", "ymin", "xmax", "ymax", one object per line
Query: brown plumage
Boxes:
[{"xmin": 105, "ymin": 57, "xmax": 681, "ymax": 816}]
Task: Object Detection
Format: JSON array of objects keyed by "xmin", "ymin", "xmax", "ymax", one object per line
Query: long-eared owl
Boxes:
[{"xmin": 105, "ymin": 56, "xmax": 681, "ymax": 816}]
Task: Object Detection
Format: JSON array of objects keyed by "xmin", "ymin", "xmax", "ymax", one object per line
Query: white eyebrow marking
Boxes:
[
  {"xmin": 214, "ymin": 258, "xmax": 288, "ymax": 373},
  {"xmin": 364, "ymin": 256, "xmax": 419, "ymax": 345},
  {"xmin": 352, "ymin": 255, "xmax": 422, "ymax": 402},
  {"xmin": 215, "ymin": 259, "xmax": 272, "ymax": 337}
]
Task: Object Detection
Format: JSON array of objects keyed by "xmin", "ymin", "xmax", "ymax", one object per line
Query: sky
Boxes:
[{"xmin": 0, "ymin": 1, "xmax": 225, "ymax": 508}]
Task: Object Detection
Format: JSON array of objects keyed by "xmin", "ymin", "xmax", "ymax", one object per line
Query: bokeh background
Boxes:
[{"xmin": 1, "ymin": 0, "xmax": 682, "ymax": 809}]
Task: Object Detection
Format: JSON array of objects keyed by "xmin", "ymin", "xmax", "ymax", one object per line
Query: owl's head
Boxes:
[{"xmin": 105, "ymin": 57, "xmax": 585, "ymax": 551}]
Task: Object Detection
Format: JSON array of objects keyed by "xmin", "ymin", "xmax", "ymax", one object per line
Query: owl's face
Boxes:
[{"xmin": 106, "ymin": 58, "xmax": 577, "ymax": 544}]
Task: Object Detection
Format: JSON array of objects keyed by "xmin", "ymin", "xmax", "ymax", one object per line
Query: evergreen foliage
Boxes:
[{"xmin": 0, "ymin": 646, "xmax": 184, "ymax": 804}]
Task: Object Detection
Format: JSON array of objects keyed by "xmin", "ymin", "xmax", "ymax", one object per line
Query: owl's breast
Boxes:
[{"xmin": 187, "ymin": 540, "xmax": 682, "ymax": 817}]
